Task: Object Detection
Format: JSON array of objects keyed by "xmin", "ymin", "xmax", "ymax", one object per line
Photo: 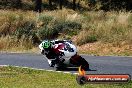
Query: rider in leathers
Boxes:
[{"xmin": 39, "ymin": 39, "xmax": 71, "ymax": 67}]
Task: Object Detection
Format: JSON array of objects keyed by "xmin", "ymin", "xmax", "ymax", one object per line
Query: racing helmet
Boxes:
[{"xmin": 42, "ymin": 40, "xmax": 51, "ymax": 49}]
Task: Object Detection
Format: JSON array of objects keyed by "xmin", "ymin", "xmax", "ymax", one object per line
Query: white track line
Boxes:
[
  {"xmin": 0, "ymin": 65, "xmax": 78, "ymax": 75},
  {"xmin": 63, "ymin": 72, "xmax": 71, "ymax": 74},
  {"xmin": 46, "ymin": 70, "xmax": 54, "ymax": 72}
]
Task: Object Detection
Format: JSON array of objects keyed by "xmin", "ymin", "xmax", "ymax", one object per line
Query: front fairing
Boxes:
[{"xmin": 59, "ymin": 42, "xmax": 77, "ymax": 58}]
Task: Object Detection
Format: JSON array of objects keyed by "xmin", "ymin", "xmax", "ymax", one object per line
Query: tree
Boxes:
[
  {"xmin": 59, "ymin": 0, "xmax": 63, "ymax": 9},
  {"xmin": 49, "ymin": 0, "xmax": 52, "ymax": 7},
  {"xmin": 77, "ymin": 0, "xmax": 80, "ymax": 10},
  {"xmin": 73, "ymin": 0, "xmax": 76, "ymax": 10},
  {"xmin": 126, "ymin": 0, "xmax": 132, "ymax": 10},
  {"xmin": 16, "ymin": 0, "xmax": 22, "ymax": 9},
  {"xmin": 34, "ymin": 0, "xmax": 42, "ymax": 13}
]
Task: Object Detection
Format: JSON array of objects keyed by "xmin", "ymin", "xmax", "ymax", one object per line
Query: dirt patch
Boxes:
[{"xmin": 77, "ymin": 42, "xmax": 132, "ymax": 56}]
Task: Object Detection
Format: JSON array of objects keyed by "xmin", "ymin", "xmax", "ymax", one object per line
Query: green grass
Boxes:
[{"xmin": 0, "ymin": 66, "xmax": 132, "ymax": 88}]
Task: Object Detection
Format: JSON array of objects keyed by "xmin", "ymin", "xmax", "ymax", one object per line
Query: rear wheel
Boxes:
[
  {"xmin": 70, "ymin": 55, "xmax": 89, "ymax": 71},
  {"xmin": 80, "ymin": 57, "xmax": 89, "ymax": 71}
]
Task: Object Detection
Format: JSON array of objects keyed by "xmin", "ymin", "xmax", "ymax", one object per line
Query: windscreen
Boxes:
[{"xmin": 64, "ymin": 42, "xmax": 74, "ymax": 52}]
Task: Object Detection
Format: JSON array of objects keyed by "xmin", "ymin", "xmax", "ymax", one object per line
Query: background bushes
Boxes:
[
  {"xmin": 0, "ymin": 9, "xmax": 132, "ymax": 53},
  {"xmin": 0, "ymin": 0, "xmax": 22, "ymax": 9},
  {"xmin": 53, "ymin": 21, "xmax": 81, "ymax": 34},
  {"xmin": 15, "ymin": 21, "xmax": 36, "ymax": 38},
  {"xmin": 89, "ymin": 0, "xmax": 132, "ymax": 11},
  {"xmin": 37, "ymin": 20, "xmax": 82, "ymax": 40},
  {"xmin": 0, "ymin": 0, "xmax": 132, "ymax": 11},
  {"xmin": 0, "ymin": 11, "xmax": 82, "ymax": 47}
]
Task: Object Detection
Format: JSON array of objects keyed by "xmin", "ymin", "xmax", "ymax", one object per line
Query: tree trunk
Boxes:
[
  {"xmin": 59, "ymin": 0, "xmax": 63, "ymax": 9},
  {"xmin": 73, "ymin": 0, "xmax": 76, "ymax": 10},
  {"xmin": 77, "ymin": 0, "xmax": 80, "ymax": 10},
  {"xmin": 49, "ymin": 0, "xmax": 52, "ymax": 8},
  {"xmin": 34, "ymin": 0, "xmax": 42, "ymax": 13},
  {"xmin": 16, "ymin": 0, "xmax": 22, "ymax": 8},
  {"xmin": 126, "ymin": 0, "xmax": 132, "ymax": 10}
]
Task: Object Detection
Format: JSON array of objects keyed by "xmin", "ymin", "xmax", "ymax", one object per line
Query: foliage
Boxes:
[
  {"xmin": 53, "ymin": 21, "xmax": 82, "ymax": 33},
  {"xmin": 38, "ymin": 14, "xmax": 53, "ymax": 25},
  {"xmin": 37, "ymin": 26, "xmax": 57, "ymax": 40},
  {"xmin": 75, "ymin": 30, "xmax": 97, "ymax": 45},
  {"xmin": 36, "ymin": 19, "xmax": 82, "ymax": 40},
  {"xmin": 15, "ymin": 21, "xmax": 36, "ymax": 38},
  {"xmin": 98, "ymin": 0, "xmax": 128, "ymax": 11},
  {"xmin": 0, "ymin": 10, "xmax": 132, "ymax": 56},
  {"xmin": 0, "ymin": 0, "xmax": 22, "ymax": 9},
  {"xmin": 0, "ymin": 0, "xmax": 132, "ymax": 11}
]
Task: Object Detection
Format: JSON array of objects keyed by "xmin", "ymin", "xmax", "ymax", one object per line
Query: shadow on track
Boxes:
[{"xmin": 56, "ymin": 67, "xmax": 97, "ymax": 71}]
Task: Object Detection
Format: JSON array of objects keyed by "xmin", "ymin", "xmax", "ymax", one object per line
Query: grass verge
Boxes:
[{"xmin": 0, "ymin": 66, "xmax": 132, "ymax": 88}]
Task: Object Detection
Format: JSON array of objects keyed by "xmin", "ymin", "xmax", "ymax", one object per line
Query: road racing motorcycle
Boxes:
[{"xmin": 39, "ymin": 40, "xmax": 90, "ymax": 70}]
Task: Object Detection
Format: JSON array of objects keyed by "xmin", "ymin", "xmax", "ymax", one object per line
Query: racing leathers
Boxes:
[{"xmin": 39, "ymin": 40, "xmax": 68, "ymax": 67}]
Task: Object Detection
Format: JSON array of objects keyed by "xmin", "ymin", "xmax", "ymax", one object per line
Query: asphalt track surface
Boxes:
[{"xmin": 0, "ymin": 53, "xmax": 132, "ymax": 76}]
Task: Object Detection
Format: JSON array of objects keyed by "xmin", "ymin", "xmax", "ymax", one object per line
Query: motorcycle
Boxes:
[{"xmin": 40, "ymin": 40, "xmax": 90, "ymax": 71}]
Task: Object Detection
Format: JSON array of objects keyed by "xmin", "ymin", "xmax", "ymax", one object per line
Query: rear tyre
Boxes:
[
  {"xmin": 78, "ymin": 56, "xmax": 89, "ymax": 71},
  {"xmin": 70, "ymin": 55, "xmax": 90, "ymax": 71}
]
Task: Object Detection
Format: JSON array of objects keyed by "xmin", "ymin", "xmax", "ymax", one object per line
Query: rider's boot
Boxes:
[{"xmin": 49, "ymin": 60, "xmax": 56, "ymax": 67}]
